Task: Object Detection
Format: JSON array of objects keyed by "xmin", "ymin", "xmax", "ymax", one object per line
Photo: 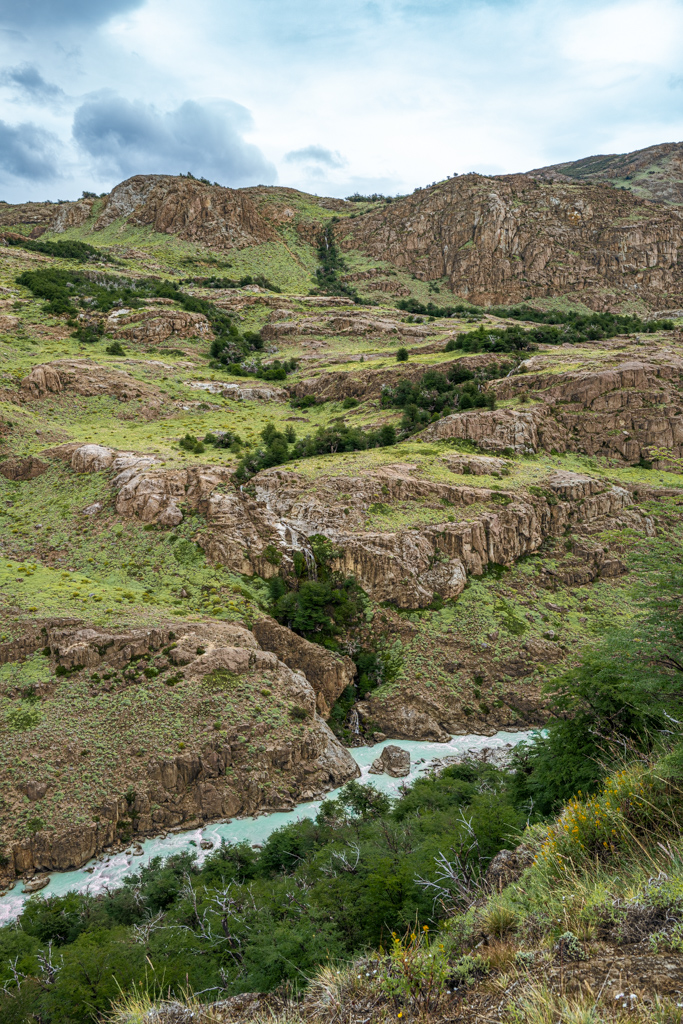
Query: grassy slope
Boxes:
[{"xmin": 0, "ymin": 219, "xmax": 681, "ymax": 848}]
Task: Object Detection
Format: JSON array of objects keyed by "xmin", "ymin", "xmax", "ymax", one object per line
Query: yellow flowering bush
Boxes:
[
  {"xmin": 380, "ymin": 925, "xmax": 450, "ymax": 1013},
  {"xmin": 534, "ymin": 765, "xmax": 681, "ymax": 876}
]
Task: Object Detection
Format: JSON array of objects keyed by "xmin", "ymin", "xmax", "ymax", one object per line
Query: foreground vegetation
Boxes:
[{"xmin": 1, "ymin": 556, "xmax": 681, "ymax": 1022}]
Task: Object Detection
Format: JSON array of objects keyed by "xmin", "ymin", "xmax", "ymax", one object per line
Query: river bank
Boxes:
[{"xmin": 0, "ymin": 731, "xmax": 531, "ymax": 924}]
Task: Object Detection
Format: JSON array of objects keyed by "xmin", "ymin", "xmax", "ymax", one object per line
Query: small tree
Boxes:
[{"xmin": 396, "ymin": 347, "xmax": 409, "ymax": 362}]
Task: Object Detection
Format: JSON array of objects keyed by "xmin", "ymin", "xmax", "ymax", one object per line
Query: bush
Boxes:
[
  {"xmin": 178, "ymin": 434, "xmax": 205, "ymax": 454},
  {"xmin": 72, "ymin": 321, "xmax": 104, "ymax": 344},
  {"xmin": 342, "ymin": 396, "xmax": 359, "ymax": 408},
  {"xmin": 396, "ymin": 347, "xmax": 409, "ymax": 361},
  {"xmin": 381, "ymin": 365, "xmax": 494, "ymax": 432},
  {"xmin": 105, "ymin": 341, "xmax": 125, "ymax": 355},
  {"xmin": 291, "ymin": 394, "xmax": 319, "ymax": 409},
  {"xmin": 235, "ymin": 420, "xmax": 396, "ymax": 481}
]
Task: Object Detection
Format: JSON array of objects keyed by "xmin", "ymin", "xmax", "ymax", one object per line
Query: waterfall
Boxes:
[
  {"xmin": 348, "ymin": 709, "xmax": 360, "ymax": 734},
  {"xmin": 303, "ymin": 546, "xmax": 317, "ymax": 581},
  {"xmin": 285, "ymin": 524, "xmax": 318, "ymax": 580}
]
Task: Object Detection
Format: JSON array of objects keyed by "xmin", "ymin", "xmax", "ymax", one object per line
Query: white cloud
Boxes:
[
  {"xmin": 561, "ymin": 0, "xmax": 683, "ymax": 67},
  {"xmin": 1, "ymin": 0, "xmax": 683, "ymax": 200}
]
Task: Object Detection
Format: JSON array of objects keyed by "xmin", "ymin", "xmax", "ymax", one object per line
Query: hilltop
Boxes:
[
  {"xmin": 527, "ymin": 139, "xmax": 683, "ymax": 205},
  {"xmin": 4, "ymin": 157, "xmax": 683, "ymax": 310}
]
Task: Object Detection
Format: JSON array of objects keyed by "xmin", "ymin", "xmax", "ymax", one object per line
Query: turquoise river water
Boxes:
[{"xmin": 0, "ymin": 730, "xmax": 532, "ymax": 924}]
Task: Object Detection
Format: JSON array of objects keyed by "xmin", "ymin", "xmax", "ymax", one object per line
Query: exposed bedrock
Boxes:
[
  {"xmin": 251, "ymin": 616, "xmax": 356, "ymax": 716},
  {"xmin": 339, "ymin": 173, "xmax": 683, "ymax": 308},
  {"xmin": 66, "ymin": 442, "xmax": 654, "ymax": 610},
  {"xmin": 420, "ymin": 360, "xmax": 683, "ymax": 464},
  {"xmin": 2, "ymin": 620, "xmax": 359, "ymax": 883},
  {"xmin": 20, "ymin": 360, "xmax": 170, "ymax": 419}
]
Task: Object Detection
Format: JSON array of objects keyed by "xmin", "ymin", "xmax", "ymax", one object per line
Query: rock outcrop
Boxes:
[
  {"xmin": 340, "ymin": 173, "xmax": 683, "ymax": 309},
  {"xmin": 1, "ymin": 619, "xmax": 360, "ymax": 884},
  {"xmin": 185, "ymin": 380, "xmax": 288, "ymax": 402},
  {"xmin": 420, "ymin": 361, "xmax": 683, "ymax": 465},
  {"xmin": 105, "ymin": 307, "xmax": 213, "ymax": 344},
  {"xmin": 65, "ymin": 443, "xmax": 654, "ymax": 609},
  {"xmin": 21, "ymin": 360, "xmax": 169, "ymax": 419},
  {"xmin": 252, "ymin": 616, "xmax": 356, "ymax": 716}
]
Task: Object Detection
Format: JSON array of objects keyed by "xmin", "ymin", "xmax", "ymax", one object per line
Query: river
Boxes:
[{"xmin": 0, "ymin": 730, "xmax": 532, "ymax": 925}]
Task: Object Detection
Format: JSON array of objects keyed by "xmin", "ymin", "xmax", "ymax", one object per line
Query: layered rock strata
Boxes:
[
  {"xmin": 65, "ymin": 443, "xmax": 652, "ymax": 609},
  {"xmin": 420, "ymin": 360, "xmax": 683, "ymax": 464}
]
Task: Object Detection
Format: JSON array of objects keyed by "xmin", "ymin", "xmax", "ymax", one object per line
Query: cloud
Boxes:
[
  {"xmin": 284, "ymin": 145, "xmax": 347, "ymax": 169},
  {"xmin": 1, "ymin": 64, "xmax": 66, "ymax": 104},
  {"xmin": 72, "ymin": 94, "xmax": 276, "ymax": 186},
  {"xmin": 0, "ymin": 120, "xmax": 60, "ymax": 181},
  {"xmin": 0, "ymin": 0, "xmax": 146, "ymax": 29}
]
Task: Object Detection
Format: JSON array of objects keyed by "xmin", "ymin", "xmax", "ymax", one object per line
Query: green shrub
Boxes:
[
  {"xmin": 6, "ymin": 704, "xmax": 41, "ymax": 730},
  {"xmin": 105, "ymin": 341, "xmax": 126, "ymax": 355},
  {"xmin": 396, "ymin": 347, "xmax": 409, "ymax": 361}
]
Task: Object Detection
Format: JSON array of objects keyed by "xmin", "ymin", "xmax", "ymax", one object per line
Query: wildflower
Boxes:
[{"xmin": 423, "ymin": 925, "xmax": 429, "ymax": 931}]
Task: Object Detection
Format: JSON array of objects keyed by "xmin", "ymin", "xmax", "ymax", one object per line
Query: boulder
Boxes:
[
  {"xmin": 368, "ymin": 744, "xmax": 411, "ymax": 777},
  {"xmin": 23, "ymin": 875, "xmax": 50, "ymax": 894},
  {"xmin": 486, "ymin": 844, "xmax": 534, "ymax": 890},
  {"xmin": 18, "ymin": 781, "xmax": 49, "ymax": 801}
]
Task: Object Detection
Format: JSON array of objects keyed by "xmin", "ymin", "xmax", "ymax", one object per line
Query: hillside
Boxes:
[
  {"xmin": 5, "ymin": 164, "xmax": 683, "ymax": 310},
  {"xmin": 0, "ymin": 167, "xmax": 681, "ymax": 1021},
  {"xmin": 528, "ymin": 140, "xmax": 683, "ymax": 205}
]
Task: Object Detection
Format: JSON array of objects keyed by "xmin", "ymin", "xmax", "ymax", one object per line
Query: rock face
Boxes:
[
  {"xmin": 1, "ymin": 619, "xmax": 360, "ymax": 884},
  {"xmin": 105, "ymin": 308, "xmax": 213, "ymax": 344},
  {"xmin": 261, "ymin": 309, "xmax": 433, "ymax": 341},
  {"xmin": 420, "ymin": 361, "xmax": 683, "ymax": 465},
  {"xmin": 66, "ymin": 443, "xmax": 653, "ymax": 610},
  {"xmin": 252, "ymin": 617, "xmax": 356, "ymax": 717},
  {"xmin": 185, "ymin": 380, "xmax": 288, "ymax": 402},
  {"xmin": 368, "ymin": 744, "xmax": 411, "ymax": 777},
  {"xmin": 88, "ymin": 175, "xmax": 281, "ymax": 249},
  {"xmin": 340, "ymin": 173, "xmax": 683, "ymax": 309},
  {"xmin": 10, "ymin": 164, "xmax": 683, "ymax": 308}
]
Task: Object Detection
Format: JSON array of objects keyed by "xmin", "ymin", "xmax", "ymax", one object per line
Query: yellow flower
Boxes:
[{"xmin": 423, "ymin": 925, "xmax": 429, "ymax": 931}]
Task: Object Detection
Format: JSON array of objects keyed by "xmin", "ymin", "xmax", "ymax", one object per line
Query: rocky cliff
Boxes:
[
  {"xmin": 7, "ymin": 151, "xmax": 683, "ymax": 308},
  {"xmin": 339, "ymin": 174, "xmax": 683, "ymax": 309},
  {"xmin": 1, "ymin": 619, "xmax": 359, "ymax": 884}
]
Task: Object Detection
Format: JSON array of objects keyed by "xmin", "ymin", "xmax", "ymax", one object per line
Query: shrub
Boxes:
[
  {"xmin": 396, "ymin": 347, "xmax": 409, "ymax": 361},
  {"xmin": 381, "ymin": 927, "xmax": 450, "ymax": 1013},
  {"xmin": 290, "ymin": 705, "xmax": 309, "ymax": 721},
  {"xmin": 72, "ymin": 321, "xmax": 104, "ymax": 344},
  {"xmin": 105, "ymin": 340, "xmax": 126, "ymax": 355},
  {"xmin": 178, "ymin": 433, "xmax": 205, "ymax": 454},
  {"xmin": 6, "ymin": 704, "xmax": 41, "ymax": 731},
  {"xmin": 342, "ymin": 396, "xmax": 359, "ymax": 408}
]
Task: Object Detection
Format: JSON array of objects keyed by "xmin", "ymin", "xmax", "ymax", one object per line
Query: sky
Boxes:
[{"xmin": 1, "ymin": 0, "xmax": 683, "ymax": 202}]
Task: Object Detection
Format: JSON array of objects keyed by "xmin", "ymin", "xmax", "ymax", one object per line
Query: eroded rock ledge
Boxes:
[
  {"xmin": 0, "ymin": 620, "xmax": 360, "ymax": 886},
  {"xmin": 60, "ymin": 441, "xmax": 656, "ymax": 609}
]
